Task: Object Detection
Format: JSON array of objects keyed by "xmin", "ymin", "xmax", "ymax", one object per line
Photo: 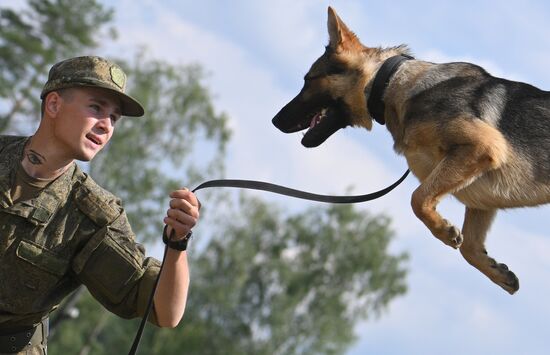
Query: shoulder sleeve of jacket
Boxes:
[
  {"xmin": 74, "ymin": 174, "xmax": 122, "ymax": 227},
  {"xmin": 0, "ymin": 135, "xmax": 26, "ymax": 154},
  {"xmin": 72, "ymin": 176, "xmax": 162, "ymax": 325}
]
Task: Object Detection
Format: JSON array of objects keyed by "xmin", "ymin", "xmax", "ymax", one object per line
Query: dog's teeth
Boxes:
[
  {"xmin": 310, "ymin": 114, "xmax": 320, "ymax": 129},
  {"xmin": 310, "ymin": 110, "xmax": 327, "ymax": 129}
]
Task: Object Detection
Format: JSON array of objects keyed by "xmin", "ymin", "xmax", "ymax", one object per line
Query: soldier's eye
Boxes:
[{"xmin": 111, "ymin": 114, "xmax": 121, "ymax": 125}]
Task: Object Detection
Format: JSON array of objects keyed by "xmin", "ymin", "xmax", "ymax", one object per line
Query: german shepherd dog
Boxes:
[{"xmin": 272, "ymin": 7, "xmax": 550, "ymax": 294}]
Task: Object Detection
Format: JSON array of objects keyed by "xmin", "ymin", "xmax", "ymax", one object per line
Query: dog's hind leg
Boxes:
[
  {"xmin": 460, "ymin": 207, "xmax": 519, "ymax": 294},
  {"xmin": 461, "ymin": 208, "xmax": 520, "ymax": 294}
]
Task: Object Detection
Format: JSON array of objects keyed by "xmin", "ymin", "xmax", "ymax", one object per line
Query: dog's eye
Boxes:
[
  {"xmin": 304, "ymin": 74, "xmax": 322, "ymax": 81},
  {"xmin": 304, "ymin": 67, "xmax": 346, "ymax": 82},
  {"xmin": 326, "ymin": 65, "xmax": 346, "ymax": 76}
]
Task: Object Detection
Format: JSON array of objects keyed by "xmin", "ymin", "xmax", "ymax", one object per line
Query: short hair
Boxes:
[{"xmin": 40, "ymin": 88, "xmax": 75, "ymax": 118}]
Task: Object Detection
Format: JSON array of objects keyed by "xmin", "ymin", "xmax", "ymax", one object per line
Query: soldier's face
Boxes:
[{"xmin": 53, "ymin": 87, "xmax": 122, "ymax": 161}]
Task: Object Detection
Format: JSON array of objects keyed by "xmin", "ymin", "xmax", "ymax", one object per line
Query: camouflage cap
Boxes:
[{"xmin": 40, "ymin": 56, "xmax": 144, "ymax": 117}]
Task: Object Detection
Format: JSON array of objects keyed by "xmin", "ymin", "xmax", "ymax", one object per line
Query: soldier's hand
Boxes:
[{"xmin": 164, "ymin": 188, "xmax": 200, "ymax": 241}]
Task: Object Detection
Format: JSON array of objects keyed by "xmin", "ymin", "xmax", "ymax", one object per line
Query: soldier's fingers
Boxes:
[
  {"xmin": 163, "ymin": 216, "xmax": 192, "ymax": 240},
  {"xmin": 169, "ymin": 197, "xmax": 191, "ymax": 210},
  {"xmin": 166, "ymin": 208, "xmax": 197, "ymax": 227},
  {"xmin": 169, "ymin": 198, "xmax": 200, "ymax": 219},
  {"xmin": 170, "ymin": 188, "xmax": 199, "ymax": 207}
]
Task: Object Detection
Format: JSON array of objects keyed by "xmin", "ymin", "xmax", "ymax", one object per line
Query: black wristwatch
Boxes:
[{"xmin": 162, "ymin": 226, "xmax": 192, "ymax": 251}]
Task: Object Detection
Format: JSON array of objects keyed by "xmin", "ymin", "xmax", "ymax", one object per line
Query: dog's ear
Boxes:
[{"xmin": 327, "ymin": 6, "xmax": 360, "ymax": 52}]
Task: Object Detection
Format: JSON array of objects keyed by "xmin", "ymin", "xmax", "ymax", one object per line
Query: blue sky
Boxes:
[
  {"xmin": 103, "ymin": 1, "xmax": 550, "ymax": 354},
  {"xmin": 8, "ymin": 0, "xmax": 550, "ymax": 353}
]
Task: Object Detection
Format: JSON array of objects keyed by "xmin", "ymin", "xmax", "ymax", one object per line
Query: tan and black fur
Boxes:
[{"xmin": 272, "ymin": 7, "xmax": 550, "ymax": 294}]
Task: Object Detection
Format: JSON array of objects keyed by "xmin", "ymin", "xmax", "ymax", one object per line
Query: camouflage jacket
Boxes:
[{"xmin": 0, "ymin": 136, "xmax": 160, "ymax": 329}]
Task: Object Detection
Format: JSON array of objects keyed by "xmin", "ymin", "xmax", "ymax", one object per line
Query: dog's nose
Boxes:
[{"xmin": 271, "ymin": 111, "xmax": 288, "ymax": 131}]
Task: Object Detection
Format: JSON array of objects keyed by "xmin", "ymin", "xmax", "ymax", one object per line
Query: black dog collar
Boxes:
[{"xmin": 367, "ymin": 54, "xmax": 414, "ymax": 125}]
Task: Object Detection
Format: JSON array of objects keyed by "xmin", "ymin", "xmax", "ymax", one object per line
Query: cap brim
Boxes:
[
  {"xmin": 41, "ymin": 82, "xmax": 145, "ymax": 117},
  {"xmin": 96, "ymin": 86, "xmax": 145, "ymax": 117},
  {"xmin": 112, "ymin": 91, "xmax": 145, "ymax": 117}
]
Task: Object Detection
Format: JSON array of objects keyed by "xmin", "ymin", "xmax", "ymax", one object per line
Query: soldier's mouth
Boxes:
[{"xmin": 86, "ymin": 134, "xmax": 102, "ymax": 146}]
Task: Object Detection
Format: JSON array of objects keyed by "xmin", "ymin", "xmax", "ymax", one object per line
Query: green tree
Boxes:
[
  {"xmin": 51, "ymin": 196, "xmax": 408, "ymax": 354},
  {"xmin": 179, "ymin": 197, "xmax": 408, "ymax": 355},
  {"xmin": 2, "ymin": 1, "xmax": 408, "ymax": 354},
  {"xmin": 0, "ymin": 0, "xmax": 115, "ymax": 133},
  {"xmin": 47, "ymin": 53, "xmax": 231, "ymax": 354},
  {"xmin": 1, "ymin": 0, "xmax": 229, "ymax": 350},
  {"xmin": 90, "ymin": 53, "xmax": 230, "ymax": 242},
  {"xmin": 0, "ymin": 0, "xmax": 230, "ymax": 242}
]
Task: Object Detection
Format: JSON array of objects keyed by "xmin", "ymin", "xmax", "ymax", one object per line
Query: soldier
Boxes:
[{"xmin": 0, "ymin": 56, "xmax": 199, "ymax": 354}]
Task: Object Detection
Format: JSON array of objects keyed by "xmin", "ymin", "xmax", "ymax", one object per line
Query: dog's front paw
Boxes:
[{"xmin": 439, "ymin": 219, "xmax": 463, "ymax": 249}]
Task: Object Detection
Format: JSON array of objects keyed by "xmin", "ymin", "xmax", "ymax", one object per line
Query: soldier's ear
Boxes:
[{"xmin": 43, "ymin": 91, "xmax": 63, "ymax": 118}]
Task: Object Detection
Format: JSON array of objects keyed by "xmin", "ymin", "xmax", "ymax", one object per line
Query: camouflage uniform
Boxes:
[{"xmin": 0, "ymin": 57, "xmax": 156, "ymax": 354}]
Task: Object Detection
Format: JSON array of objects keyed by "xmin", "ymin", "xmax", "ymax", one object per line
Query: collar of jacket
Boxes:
[
  {"xmin": 0, "ymin": 136, "xmax": 77, "ymax": 210},
  {"xmin": 366, "ymin": 54, "xmax": 414, "ymax": 125}
]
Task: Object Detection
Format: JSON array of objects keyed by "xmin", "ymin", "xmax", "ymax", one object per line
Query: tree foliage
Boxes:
[
  {"xmin": 2, "ymin": 1, "xmax": 409, "ymax": 354},
  {"xmin": 50, "ymin": 196, "xmax": 408, "ymax": 354},
  {"xmin": 91, "ymin": 53, "xmax": 231, "ymax": 242},
  {"xmin": 0, "ymin": 0, "xmax": 115, "ymax": 133},
  {"xmin": 180, "ymin": 197, "xmax": 408, "ymax": 355},
  {"xmin": 0, "ymin": 0, "xmax": 231, "ymax": 242}
]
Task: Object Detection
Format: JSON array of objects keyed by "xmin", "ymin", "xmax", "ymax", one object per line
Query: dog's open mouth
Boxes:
[
  {"xmin": 294, "ymin": 107, "xmax": 347, "ymax": 147},
  {"xmin": 301, "ymin": 108, "xmax": 334, "ymax": 147},
  {"xmin": 272, "ymin": 96, "xmax": 348, "ymax": 147}
]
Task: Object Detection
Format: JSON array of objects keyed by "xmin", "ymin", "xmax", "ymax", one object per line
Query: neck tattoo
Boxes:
[{"xmin": 27, "ymin": 149, "xmax": 46, "ymax": 165}]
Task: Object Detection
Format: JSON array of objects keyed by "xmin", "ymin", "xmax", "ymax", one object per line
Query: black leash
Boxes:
[
  {"xmin": 128, "ymin": 169, "xmax": 409, "ymax": 354},
  {"xmin": 191, "ymin": 169, "xmax": 410, "ymax": 203}
]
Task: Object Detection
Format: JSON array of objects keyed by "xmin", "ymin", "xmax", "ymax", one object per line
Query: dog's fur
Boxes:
[{"xmin": 272, "ymin": 7, "xmax": 550, "ymax": 294}]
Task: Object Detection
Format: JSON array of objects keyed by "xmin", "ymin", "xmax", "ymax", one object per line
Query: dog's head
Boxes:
[{"xmin": 272, "ymin": 7, "xmax": 386, "ymax": 147}]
